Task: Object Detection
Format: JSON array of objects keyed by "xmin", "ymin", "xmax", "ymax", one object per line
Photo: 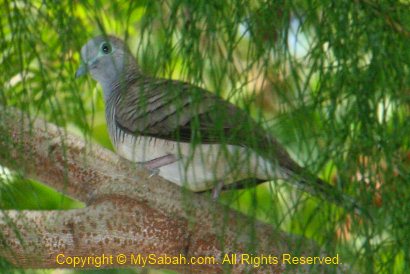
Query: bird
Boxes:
[{"xmin": 76, "ymin": 35, "xmax": 359, "ymax": 212}]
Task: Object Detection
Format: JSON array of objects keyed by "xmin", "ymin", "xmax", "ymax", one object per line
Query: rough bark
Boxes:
[{"xmin": 0, "ymin": 107, "xmax": 322, "ymax": 273}]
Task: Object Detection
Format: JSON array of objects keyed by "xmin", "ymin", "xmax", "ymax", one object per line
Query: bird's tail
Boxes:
[{"xmin": 293, "ymin": 173, "xmax": 367, "ymax": 217}]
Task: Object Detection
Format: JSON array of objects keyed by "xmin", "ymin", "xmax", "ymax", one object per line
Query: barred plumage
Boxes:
[{"xmin": 77, "ymin": 35, "xmax": 363, "ymax": 214}]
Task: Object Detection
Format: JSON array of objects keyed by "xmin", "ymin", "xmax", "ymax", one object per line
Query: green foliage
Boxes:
[
  {"xmin": 0, "ymin": 175, "xmax": 83, "ymax": 210},
  {"xmin": 1, "ymin": 0, "xmax": 410, "ymax": 273}
]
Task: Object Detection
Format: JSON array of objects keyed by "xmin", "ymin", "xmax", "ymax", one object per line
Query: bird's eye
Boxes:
[{"xmin": 100, "ymin": 42, "xmax": 112, "ymax": 54}]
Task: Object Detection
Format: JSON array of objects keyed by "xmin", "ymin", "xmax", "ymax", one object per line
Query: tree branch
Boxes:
[{"xmin": 0, "ymin": 106, "xmax": 322, "ymax": 273}]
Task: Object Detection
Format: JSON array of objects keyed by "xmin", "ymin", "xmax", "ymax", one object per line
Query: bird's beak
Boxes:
[{"xmin": 75, "ymin": 63, "xmax": 88, "ymax": 78}]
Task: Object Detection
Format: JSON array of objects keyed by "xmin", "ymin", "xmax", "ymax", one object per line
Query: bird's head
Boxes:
[{"xmin": 76, "ymin": 35, "xmax": 138, "ymax": 89}]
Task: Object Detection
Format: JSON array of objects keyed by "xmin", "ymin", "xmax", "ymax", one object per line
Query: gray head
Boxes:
[{"xmin": 76, "ymin": 35, "xmax": 140, "ymax": 92}]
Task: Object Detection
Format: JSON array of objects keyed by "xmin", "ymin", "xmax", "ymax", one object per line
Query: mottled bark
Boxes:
[{"xmin": 0, "ymin": 107, "xmax": 319, "ymax": 273}]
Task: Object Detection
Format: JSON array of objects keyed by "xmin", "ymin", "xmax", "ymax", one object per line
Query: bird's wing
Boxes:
[
  {"xmin": 115, "ymin": 77, "xmax": 243, "ymax": 142},
  {"xmin": 114, "ymin": 76, "xmax": 297, "ymax": 170}
]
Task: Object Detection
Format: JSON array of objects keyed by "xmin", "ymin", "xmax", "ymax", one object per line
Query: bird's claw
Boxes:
[
  {"xmin": 148, "ymin": 168, "xmax": 160, "ymax": 178},
  {"xmin": 211, "ymin": 181, "xmax": 225, "ymax": 200},
  {"xmin": 136, "ymin": 162, "xmax": 160, "ymax": 178}
]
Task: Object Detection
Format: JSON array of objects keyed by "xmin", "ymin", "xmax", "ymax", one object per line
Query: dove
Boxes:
[{"xmin": 76, "ymin": 35, "xmax": 359, "ymax": 211}]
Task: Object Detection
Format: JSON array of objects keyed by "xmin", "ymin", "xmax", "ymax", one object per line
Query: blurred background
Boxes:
[{"xmin": 1, "ymin": 0, "xmax": 410, "ymax": 273}]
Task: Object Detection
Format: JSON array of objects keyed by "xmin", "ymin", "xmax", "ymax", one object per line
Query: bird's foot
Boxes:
[
  {"xmin": 137, "ymin": 154, "xmax": 178, "ymax": 178},
  {"xmin": 147, "ymin": 168, "xmax": 160, "ymax": 178},
  {"xmin": 136, "ymin": 162, "xmax": 160, "ymax": 178},
  {"xmin": 211, "ymin": 181, "xmax": 225, "ymax": 200}
]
